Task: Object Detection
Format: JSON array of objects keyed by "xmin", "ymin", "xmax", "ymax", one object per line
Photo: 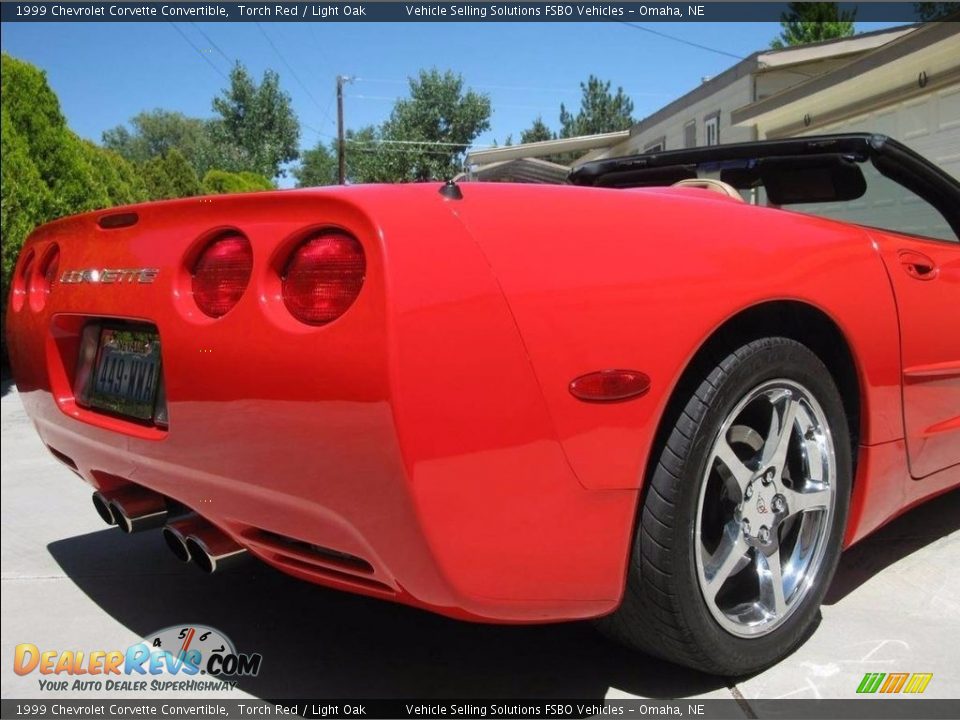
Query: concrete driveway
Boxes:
[{"xmin": 2, "ymin": 380, "xmax": 958, "ymax": 705}]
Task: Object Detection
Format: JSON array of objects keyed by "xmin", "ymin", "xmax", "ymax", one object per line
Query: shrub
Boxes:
[{"xmin": 202, "ymin": 169, "xmax": 274, "ymax": 194}]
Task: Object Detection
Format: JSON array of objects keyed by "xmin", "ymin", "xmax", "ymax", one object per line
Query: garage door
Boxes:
[
  {"xmin": 791, "ymin": 83, "xmax": 960, "ymax": 241},
  {"xmin": 803, "ymin": 83, "xmax": 960, "ymax": 177}
]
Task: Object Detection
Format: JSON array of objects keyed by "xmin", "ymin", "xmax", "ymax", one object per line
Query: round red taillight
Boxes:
[
  {"xmin": 282, "ymin": 232, "xmax": 366, "ymax": 326},
  {"xmin": 43, "ymin": 247, "xmax": 60, "ymax": 288},
  {"xmin": 191, "ymin": 234, "xmax": 253, "ymax": 318},
  {"xmin": 29, "ymin": 245, "xmax": 60, "ymax": 311},
  {"xmin": 11, "ymin": 251, "xmax": 34, "ymax": 312}
]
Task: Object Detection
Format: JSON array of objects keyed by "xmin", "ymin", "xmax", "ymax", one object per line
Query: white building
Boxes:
[{"xmin": 466, "ymin": 22, "xmax": 960, "ymax": 181}]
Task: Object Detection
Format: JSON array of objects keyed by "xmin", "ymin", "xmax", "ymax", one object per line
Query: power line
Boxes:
[
  {"xmin": 350, "ymin": 146, "xmax": 466, "ymax": 157},
  {"xmin": 320, "ymin": 91, "xmax": 338, "ymax": 131},
  {"xmin": 307, "ymin": 23, "xmax": 337, "ymax": 81},
  {"xmin": 348, "ymin": 138, "xmax": 494, "ymax": 149},
  {"xmin": 347, "ymin": 94, "xmax": 568, "ymax": 113},
  {"xmin": 255, "ymin": 22, "xmax": 334, "ymax": 126},
  {"xmin": 355, "ymin": 77, "xmax": 578, "ymax": 93},
  {"xmin": 301, "ymin": 122, "xmax": 335, "ymax": 140},
  {"xmin": 354, "ymin": 76, "xmax": 671, "ymax": 98},
  {"xmin": 618, "ymin": 22, "xmax": 745, "ymax": 61},
  {"xmin": 348, "ymin": 93, "xmax": 404, "ymax": 101},
  {"xmin": 169, "ymin": 22, "xmax": 228, "ymax": 80},
  {"xmin": 190, "ymin": 22, "xmax": 233, "ymax": 65}
]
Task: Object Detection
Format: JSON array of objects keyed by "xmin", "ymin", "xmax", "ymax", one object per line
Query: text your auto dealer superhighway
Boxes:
[{"xmin": 46, "ymin": 4, "xmax": 228, "ymax": 17}]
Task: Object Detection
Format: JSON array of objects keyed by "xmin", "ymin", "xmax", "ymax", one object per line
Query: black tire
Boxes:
[{"xmin": 597, "ymin": 337, "xmax": 851, "ymax": 675}]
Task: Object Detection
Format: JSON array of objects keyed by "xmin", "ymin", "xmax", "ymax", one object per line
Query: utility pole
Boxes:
[{"xmin": 337, "ymin": 75, "xmax": 353, "ymax": 185}]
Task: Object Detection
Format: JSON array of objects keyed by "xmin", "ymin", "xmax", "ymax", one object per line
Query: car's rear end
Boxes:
[{"xmin": 5, "ymin": 184, "xmax": 636, "ymax": 623}]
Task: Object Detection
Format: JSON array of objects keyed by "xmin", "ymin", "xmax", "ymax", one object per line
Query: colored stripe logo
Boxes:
[{"xmin": 857, "ymin": 672, "xmax": 933, "ymax": 694}]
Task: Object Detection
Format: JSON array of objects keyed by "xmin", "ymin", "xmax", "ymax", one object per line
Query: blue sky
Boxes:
[{"xmin": 2, "ymin": 20, "xmax": 900, "ymax": 182}]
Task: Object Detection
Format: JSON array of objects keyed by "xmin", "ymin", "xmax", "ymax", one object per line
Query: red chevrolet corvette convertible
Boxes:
[{"xmin": 7, "ymin": 134, "xmax": 959, "ymax": 674}]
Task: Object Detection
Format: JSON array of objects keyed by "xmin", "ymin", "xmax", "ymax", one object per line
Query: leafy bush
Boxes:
[
  {"xmin": 139, "ymin": 149, "xmax": 201, "ymax": 200},
  {"xmin": 201, "ymin": 169, "xmax": 274, "ymax": 194}
]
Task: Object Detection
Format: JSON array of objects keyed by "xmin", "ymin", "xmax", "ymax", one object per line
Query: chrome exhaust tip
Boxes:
[
  {"xmin": 161, "ymin": 515, "xmax": 205, "ymax": 563},
  {"xmin": 91, "ymin": 492, "xmax": 116, "ymax": 526},
  {"xmin": 109, "ymin": 490, "xmax": 168, "ymax": 534},
  {"xmin": 184, "ymin": 527, "xmax": 248, "ymax": 574},
  {"xmin": 163, "ymin": 527, "xmax": 191, "ymax": 562}
]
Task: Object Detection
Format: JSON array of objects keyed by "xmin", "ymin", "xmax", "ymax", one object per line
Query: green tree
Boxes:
[
  {"xmin": 520, "ymin": 116, "xmax": 554, "ymax": 144},
  {"xmin": 559, "ymin": 76, "xmax": 634, "ymax": 138},
  {"xmin": 1, "ymin": 54, "xmax": 65, "ymax": 191},
  {"xmin": 81, "ymin": 141, "xmax": 148, "ymax": 206},
  {"xmin": 770, "ymin": 3, "xmax": 856, "ymax": 49},
  {"xmin": 1, "ymin": 107, "xmax": 50, "ymax": 293},
  {"xmin": 913, "ymin": 2, "xmax": 960, "ymax": 20},
  {"xmin": 349, "ymin": 69, "xmax": 491, "ymax": 183},
  {"xmin": 343, "ymin": 126, "xmax": 396, "ymax": 184},
  {"xmin": 1, "ymin": 53, "xmax": 107, "ymax": 216},
  {"xmin": 139, "ymin": 149, "xmax": 201, "ymax": 200},
  {"xmin": 202, "ymin": 169, "xmax": 274, "ymax": 194},
  {"xmin": 2, "ymin": 54, "xmax": 148, "ymax": 357},
  {"xmin": 208, "ymin": 64, "xmax": 300, "ymax": 178},
  {"xmin": 1, "ymin": 54, "xmax": 144, "ymax": 272},
  {"xmin": 103, "ymin": 110, "xmax": 213, "ymax": 174},
  {"xmin": 0, "ymin": 106, "xmax": 49, "ymax": 357},
  {"xmin": 294, "ymin": 143, "xmax": 338, "ymax": 187}
]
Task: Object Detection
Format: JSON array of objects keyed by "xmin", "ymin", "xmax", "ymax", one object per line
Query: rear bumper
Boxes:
[{"xmin": 23, "ymin": 382, "xmax": 633, "ymax": 622}]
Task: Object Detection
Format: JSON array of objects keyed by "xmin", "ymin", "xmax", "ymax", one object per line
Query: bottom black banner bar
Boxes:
[{"xmin": 3, "ymin": 699, "xmax": 960, "ymax": 720}]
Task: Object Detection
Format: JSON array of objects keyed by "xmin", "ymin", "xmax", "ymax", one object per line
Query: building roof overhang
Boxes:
[{"xmin": 732, "ymin": 22, "xmax": 959, "ymax": 130}]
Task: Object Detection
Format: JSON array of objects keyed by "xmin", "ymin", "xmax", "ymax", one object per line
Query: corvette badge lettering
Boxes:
[{"xmin": 60, "ymin": 268, "xmax": 159, "ymax": 284}]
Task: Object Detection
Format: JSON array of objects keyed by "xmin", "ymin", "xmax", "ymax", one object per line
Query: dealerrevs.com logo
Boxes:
[{"xmin": 13, "ymin": 625, "xmax": 262, "ymax": 693}]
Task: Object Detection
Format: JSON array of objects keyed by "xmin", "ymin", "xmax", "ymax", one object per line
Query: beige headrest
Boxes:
[{"xmin": 672, "ymin": 178, "xmax": 744, "ymax": 201}]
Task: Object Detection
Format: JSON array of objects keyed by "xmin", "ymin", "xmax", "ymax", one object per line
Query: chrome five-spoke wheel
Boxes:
[
  {"xmin": 695, "ymin": 380, "xmax": 836, "ymax": 637},
  {"xmin": 599, "ymin": 337, "xmax": 851, "ymax": 675}
]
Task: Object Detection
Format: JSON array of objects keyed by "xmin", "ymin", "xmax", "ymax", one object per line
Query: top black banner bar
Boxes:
[{"xmin": 2, "ymin": 2, "xmax": 959, "ymax": 23}]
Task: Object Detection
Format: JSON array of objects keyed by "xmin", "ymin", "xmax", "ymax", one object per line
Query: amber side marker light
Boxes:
[{"xmin": 570, "ymin": 369, "xmax": 651, "ymax": 402}]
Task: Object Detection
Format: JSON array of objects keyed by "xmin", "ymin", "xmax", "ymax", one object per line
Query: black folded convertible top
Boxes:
[{"xmin": 568, "ymin": 133, "xmax": 960, "ymax": 237}]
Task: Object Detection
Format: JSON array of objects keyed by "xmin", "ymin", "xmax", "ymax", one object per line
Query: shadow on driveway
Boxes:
[
  {"xmin": 46, "ymin": 530, "xmax": 723, "ymax": 700},
  {"xmin": 46, "ymin": 488, "xmax": 957, "ymax": 700},
  {"xmin": 1, "ymin": 367, "xmax": 14, "ymax": 398},
  {"xmin": 825, "ymin": 488, "xmax": 959, "ymax": 605}
]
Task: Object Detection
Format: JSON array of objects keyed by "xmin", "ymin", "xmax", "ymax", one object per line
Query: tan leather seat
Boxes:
[{"xmin": 672, "ymin": 178, "xmax": 744, "ymax": 201}]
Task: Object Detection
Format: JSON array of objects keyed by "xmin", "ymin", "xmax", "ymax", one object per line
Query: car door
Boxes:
[{"xmin": 873, "ymin": 229, "xmax": 960, "ymax": 479}]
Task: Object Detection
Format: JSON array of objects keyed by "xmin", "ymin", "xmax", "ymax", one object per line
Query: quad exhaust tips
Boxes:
[
  {"xmin": 92, "ymin": 489, "xmax": 168, "ymax": 533},
  {"xmin": 162, "ymin": 516, "xmax": 248, "ymax": 573},
  {"xmin": 93, "ymin": 489, "xmax": 247, "ymax": 572}
]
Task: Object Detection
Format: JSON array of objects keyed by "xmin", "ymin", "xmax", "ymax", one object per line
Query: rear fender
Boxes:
[{"xmin": 449, "ymin": 184, "xmax": 903, "ymax": 492}]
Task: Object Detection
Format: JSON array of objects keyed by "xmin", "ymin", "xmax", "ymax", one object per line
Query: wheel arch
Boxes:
[{"xmin": 642, "ymin": 300, "xmax": 862, "ymax": 512}]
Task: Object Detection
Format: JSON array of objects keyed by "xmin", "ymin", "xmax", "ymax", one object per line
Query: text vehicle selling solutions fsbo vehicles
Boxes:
[{"xmin": 7, "ymin": 134, "xmax": 959, "ymax": 674}]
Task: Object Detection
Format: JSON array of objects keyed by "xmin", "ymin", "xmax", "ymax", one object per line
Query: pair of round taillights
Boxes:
[
  {"xmin": 11, "ymin": 245, "xmax": 60, "ymax": 313},
  {"xmin": 191, "ymin": 231, "xmax": 366, "ymax": 325}
]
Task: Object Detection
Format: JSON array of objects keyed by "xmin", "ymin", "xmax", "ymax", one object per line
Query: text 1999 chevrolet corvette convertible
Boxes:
[{"xmin": 6, "ymin": 134, "xmax": 959, "ymax": 674}]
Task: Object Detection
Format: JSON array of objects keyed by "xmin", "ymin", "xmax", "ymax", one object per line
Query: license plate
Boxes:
[{"xmin": 89, "ymin": 328, "xmax": 162, "ymax": 421}]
